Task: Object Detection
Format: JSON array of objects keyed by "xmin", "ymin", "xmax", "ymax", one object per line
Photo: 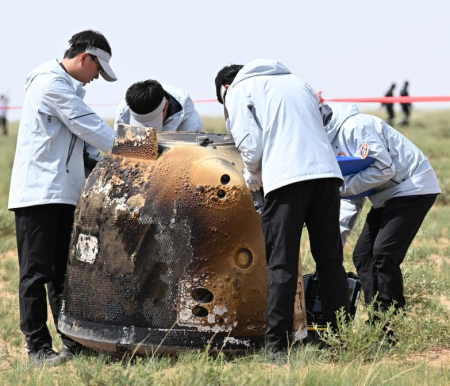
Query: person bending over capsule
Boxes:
[
  {"xmin": 115, "ymin": 80, "xmax": 203, "ymax": 133},
  {"xmin": 321, "ymin": 103, "xmax": 440, "ymax": 315},
  {"xmin": 215, "ymin": 59, "xmax": 350, "ymax": 355}
]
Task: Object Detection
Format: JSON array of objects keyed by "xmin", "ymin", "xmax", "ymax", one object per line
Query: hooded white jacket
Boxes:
[
  {"xmin": 114, "ymin": 84, "xmax": 203, "ymax": 132},
  {"xmin": 225, "ymin": 59, "xmax": 343, "ymax": 196},
  {"xmin": 325, "ymin": 103, "xmax": 440, "ymax": 208},
  {"xmin": 8, "ymin": 60, "xmax": 115, "ymax": 210},
  {"xmin": 324, "ymin": 104, "xmax": 441, "ymax": 244}
]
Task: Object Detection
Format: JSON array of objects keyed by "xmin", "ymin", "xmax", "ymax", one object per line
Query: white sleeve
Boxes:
[
  {"xmin": 84, "ymin": 143, "xmax": 102, "ymax": 161},
  {"xmin": 226, "ymin": 89, "xmax": 263, "ymax": 174},
  {"xmin": 43, "ymin": 78, "xmax": 114, "ymax": 152},
  {"xmin": 114, "ymin": 100, "xmax": 128, "ymax": 133},
  {"xmin": 340, "ymin": 123, "xmax": 395, "ymax": 197},
  {"xmin": 182, "ymin": 115, "xmax": 204, "ymax": 132},
  {"xmin": 340, "ymin": 198, "xmax": 365, "ymax": 246},
  {"xmin": 178, "ymin": 99, "xmax": 204, "ymax": 132}
]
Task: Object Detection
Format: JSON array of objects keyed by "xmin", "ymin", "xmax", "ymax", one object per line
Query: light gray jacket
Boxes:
[
  {"xmin": 325, "ymin": 104, "xmax": 441, "ymax": 243},
  {"xmin": 114, "ymin": 84, "xmax": 203, "ymax": 132},
  {"xmin": 8, "ymin": 60, "xmax": 115, "ymax": 209},
  {"xmin": 225, "ymin": 59, "xmax": 343, "ymax": 196}
]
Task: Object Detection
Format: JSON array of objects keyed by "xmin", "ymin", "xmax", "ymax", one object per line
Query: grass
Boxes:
[
  {"xmin": 0, "ymin": 121, "xmax": 18, "ymax": 254},
  {"xmin": 1, "ymin": 111, "xmax": 450, "ymax": 384}
]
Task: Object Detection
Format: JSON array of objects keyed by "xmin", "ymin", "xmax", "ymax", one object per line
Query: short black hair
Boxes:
[
  {"xmin": 64, "ymin": 30, "xmax": 112, "ymax": 59},
  {"xmin": 125, "ymin": 80, "xmax": 165, "ymax": 115},
  {"xmin": 215, "ymin": 64, "xmax": 244, "ymax": 104}
]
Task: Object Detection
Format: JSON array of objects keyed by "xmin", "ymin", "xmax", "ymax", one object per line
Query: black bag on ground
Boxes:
[{"xmin": 303, "ymin": 272, "xmax": 361, "ymax": 340}]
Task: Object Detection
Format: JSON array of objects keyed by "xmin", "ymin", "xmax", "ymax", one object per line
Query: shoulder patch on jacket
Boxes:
[{"xmin": 358, "ymin": 143, "xmax": 370, "ymax": 159}]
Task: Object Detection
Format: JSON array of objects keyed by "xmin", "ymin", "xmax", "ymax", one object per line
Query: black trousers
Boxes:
[
  {"xmin": 353, "ymin": 194, "xmax": 437, "ymax": 312},
  {"xmin": 261, "ymin": 178, "xmax": 350, "ymax": 349},
  {"xmin": 401, "ymin": 104, "xmax": 411, "ymax": 125},
  {"xmin": 0, "ymin": 116, "xmax": 7, "ymax": 135},
  {"xmin": 401, "ymin": 104, "xmax": 411, "ymax": 116},
  {"xmin": 384, "ymin": 104, "xmax": 395, "ymax": 125},
  {"xmin": 15, "ymin": 204, "xmax": 77, "ymax": 351}
]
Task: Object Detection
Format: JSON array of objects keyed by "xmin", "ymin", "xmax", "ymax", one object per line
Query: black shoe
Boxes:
[
  {"xmin": 270, "ymin": 350, "xmax": 288, "ymax": 364},
  {"xmin": 265, "ymin": 348, "xmax": 288, "ymax": 364},
  {"xmin": 60, "ymin": 344, "xmax": 91, "ymax": 360},
  {"xmin": 60, "ymin": 345, "xmax": 76, "ymax": 361},
  {"xmin": 383, "ymin": 326, "xmax": 398, "ymax": 346},
  {"xmin": 28, "ymin": 348, "xmax": 64, "ymax": 366}
]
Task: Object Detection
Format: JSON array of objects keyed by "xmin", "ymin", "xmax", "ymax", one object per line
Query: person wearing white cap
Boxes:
[
  {"xmin": 8, "ymin": 30, "xmax": 117, "ymax": 366},
  {"xmin": 114, "ymin": 80, "xmax": 203, "ymax": 133}
]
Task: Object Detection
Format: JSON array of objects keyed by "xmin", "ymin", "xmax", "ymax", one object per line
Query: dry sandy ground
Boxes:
[{"xmin": 404, "ymin": 349, "xmax": 450, "ymax": 368}]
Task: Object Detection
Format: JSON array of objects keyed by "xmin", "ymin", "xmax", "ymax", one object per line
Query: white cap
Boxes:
[
  {"xmin": 129, "ymin": 97, "xmax": 167, "ymax": 132},
  {"xmin": 85, "ymin": 47, "xmax": 117, "ymax": 82}
]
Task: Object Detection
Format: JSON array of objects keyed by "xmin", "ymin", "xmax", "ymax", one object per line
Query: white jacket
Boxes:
[
  {"xmin": 339, "ymin": 198, "xmax": 365, "ymax": 246},
  {"xmin": 0, "ymin": 98, "xmax": 6, "ymax": 118},
  {"xmin": 225, "ymin": 59, "xmax": 343, "ymax": 196},
  {"xmin": 8, "ymin": 60, "xmax": 115, "ymax": 209},
  {"xmin": 325, "ymin": 104, "xmax": 441, "ymax": 244},
  {"xmin": 114, "ymin": 84, "xmax": 203, "ymax": 132},
  {"xmin": 325, "ymin": 104, "xmax": 441, "ymax": 208}
]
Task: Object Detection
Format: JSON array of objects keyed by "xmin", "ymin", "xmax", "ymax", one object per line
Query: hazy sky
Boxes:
[{"xmin": 2, "ymin": 0, "xmax": 450, "ymax": 121}]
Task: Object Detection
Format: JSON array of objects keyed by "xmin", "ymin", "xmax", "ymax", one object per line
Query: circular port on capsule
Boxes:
[
  {"xmin": 192, "ymin": 288, "xmax": 214, "ymax": 304},
  {"xmin": 234, "ymin": 248, "xmax": 253, "ymax": 269},
  {"xmin": 192, "ymin": 305, "xmax": 208, "ymax": 318},
  {"xmin": 217, "ymin": 190, "xmax": 226, "ymax": 199},
  {"xmin": 221, "ymin": 174, "xmax": 231, "ymax": 185}
]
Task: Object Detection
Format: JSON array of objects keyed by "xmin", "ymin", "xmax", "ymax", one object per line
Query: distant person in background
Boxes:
[
  {"xmin": 400, "ymin": 81, "xmax": 411, "ymax": 126},
  {"xmin": 0, "ymin": 95, "xmax": 7, "ymax": 136},
  {"xmin": 114, "ymin": 80, "xmax": 203, "ymax": 133},
  {"xmin": 382, "ymin": 83, "xmax": 396, "ymax": 125}
]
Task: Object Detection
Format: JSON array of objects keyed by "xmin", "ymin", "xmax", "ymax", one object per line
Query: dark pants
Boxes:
[
  {"xmin": 261, "ymin": 178, "xmax": 350, "ymax": 350},
  {"xmin": 385, "ymin": 104, "xmax": 395, "ymax": 125},
  {"xmin": 401, "ymin": 104, "xmax": 411, "ymax": 126},
  {"xmin": 0, "ymin": 116, "xmax": 7, "ymax": 135},
  {"xmin": 15, "ymin": 204, "xmax": 77, "ymax": 351},
  {"xmin": 353, "ymin": 194, "xmax": 437, "ymax": 312}
]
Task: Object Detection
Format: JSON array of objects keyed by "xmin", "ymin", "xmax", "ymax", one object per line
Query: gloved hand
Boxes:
[{"xmin": 243, "ymin": 168, "xmax": 263, "ymax": 192}]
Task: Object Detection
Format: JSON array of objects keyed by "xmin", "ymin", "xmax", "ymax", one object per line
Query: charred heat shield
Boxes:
[{"xmin": 59, "ymin": 125, "xmax": 307, "ymax": 355}]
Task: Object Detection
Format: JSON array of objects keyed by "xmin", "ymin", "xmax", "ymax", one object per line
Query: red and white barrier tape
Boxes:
[
  {"xmin": 322, "ymin": 96, "xmax": 450, "ymax": 104},
  {"xmin": 0, "ymin": 106, "xmax": 23, "ymax": 110},
  {"xmin": 2, "ymin": 95, "xmax": 450, "ymax": 110}
]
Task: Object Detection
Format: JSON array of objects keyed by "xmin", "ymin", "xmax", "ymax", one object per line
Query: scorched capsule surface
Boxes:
[{"xmin": 59, "ymin": 125, "xmax": 306, "ymax": 355}]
